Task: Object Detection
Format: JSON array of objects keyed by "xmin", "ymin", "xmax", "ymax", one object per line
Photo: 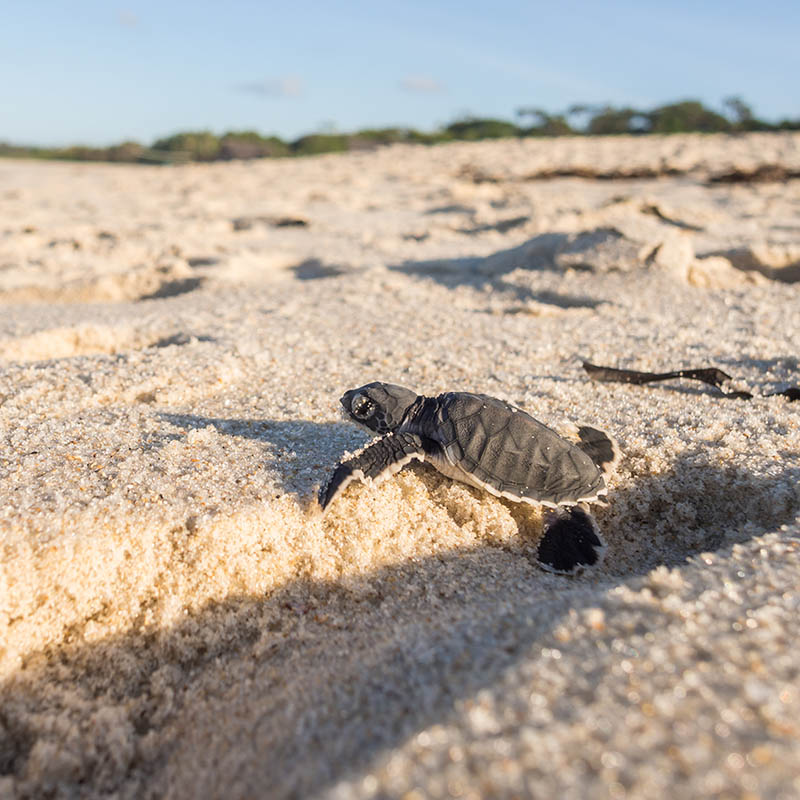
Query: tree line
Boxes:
[{"xmin": 2, "ymin": 97, "xmax": 798, "ymax": 165}]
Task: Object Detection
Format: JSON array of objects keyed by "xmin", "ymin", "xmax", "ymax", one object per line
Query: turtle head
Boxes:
[{"xmin": 340, "ymin": 382, "xmax": 418, "ymax": 434}]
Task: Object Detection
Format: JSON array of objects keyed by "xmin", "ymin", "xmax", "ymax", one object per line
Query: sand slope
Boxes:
[{"xmin": 1, "ymin": 134, "xmax": 799, "ymax": 798}]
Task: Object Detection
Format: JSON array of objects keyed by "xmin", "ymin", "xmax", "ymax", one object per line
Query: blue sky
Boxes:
[{"xmin": 2, "ymin": 0, "xmax": 798, "ymax": 146}]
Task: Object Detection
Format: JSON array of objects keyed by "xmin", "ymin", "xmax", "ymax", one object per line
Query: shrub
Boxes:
[
  {"xmin": 444, "ymin": 117, "xmax": 521, "ymax": 140},
  {"xmin": 151, "ymin": 131, "xmax": 221, "ymax": 161},
  {"xmin": 647, "ymin": 101, "xmax": 731, "ymax": 134},
  {"xmin": 290, "ymin": 133, "xmax": 350, "ymax": 156},
  {"xmin": 219, "ymin": 131, "xmax": 289, "ymax": 159}
]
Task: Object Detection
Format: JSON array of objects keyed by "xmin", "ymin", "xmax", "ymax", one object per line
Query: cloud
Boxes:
[
  {"xmin": 117, "ymin": 10, "xmax": 138, "ymax": 28},
  {"xmin": 399, "ymin": 75, "xmax": 445, "ymax": 94},
  {"xmin": 236, "ymin": 76, "xmax": 304, "ymax": 98}
]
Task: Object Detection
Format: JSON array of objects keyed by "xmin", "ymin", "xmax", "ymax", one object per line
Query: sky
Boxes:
[{"xmin": 2, "ymin": 0, "xmax": 798, "ymax": 147}]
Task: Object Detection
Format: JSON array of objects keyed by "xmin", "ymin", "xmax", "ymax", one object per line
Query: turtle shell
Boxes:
[{"xmin": 428, "ymin": 392, "xmax": 606, "ymax": 506}]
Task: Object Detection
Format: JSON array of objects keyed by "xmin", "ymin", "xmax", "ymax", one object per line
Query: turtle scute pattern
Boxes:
[{"xmin": 432, "ymin": 392, "xmax": 605, "ymax": 505}]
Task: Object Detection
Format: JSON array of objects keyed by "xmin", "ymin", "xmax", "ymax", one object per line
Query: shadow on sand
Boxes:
[
  {"xmin": 156, "ymin": 413, "xmax": 370, "ymax": 498},
  {"xmin": 389, "ymin": 232, "xmax": 615, "ymax": 313},
  {"xmin": 2, "ymin": 427, "xmax": 798, "ymax": 797}
]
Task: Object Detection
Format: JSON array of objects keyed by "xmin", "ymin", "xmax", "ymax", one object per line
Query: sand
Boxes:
[{"xmin": 1, "ymin": 132, "xmax": 799, "ymax": 798}]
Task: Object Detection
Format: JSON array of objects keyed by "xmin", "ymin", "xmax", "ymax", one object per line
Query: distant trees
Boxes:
[
  {"xmin": 106, "ymin": 141, "xmax": 146, "ymax": 161},
  {"xmin": 444, "ymin": 117, "xmax": 519, "ymax": 140},
  {"xmin": 555, "ymin": 99, "xmax": 738, "ymax": 136},
  {"xmin": 290, "ymin": 133, "xmax": 350, "ymax": 156},
  {"xmin": 516, "ymin": 108, "xmax": 573, "ymax": 136},
  {"xmin": 647, "ymin": 100, "xmax": 731, "ymax": 133},
  {"xmin": 723, "ymin": 96, "xmax": 757, "ymax": 130},
  {"xmin": 219, "ymin": 131, "xmax": 290, "ymax": 159},
  {"xmin": 151, "ymin": 131, "xmax": 221, "ymax": 161},
  {"xmin": 583, "ymin": 106, "xmax": 644, "ymax": 135},
  {"xmin": 2, "ymin": 96, "xmax": 798, "ymax": 164}
]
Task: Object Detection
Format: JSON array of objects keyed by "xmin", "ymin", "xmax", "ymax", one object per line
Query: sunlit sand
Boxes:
[{"xmin": 1, "ymin": 132, "xmax": 799, "ymax": 798}]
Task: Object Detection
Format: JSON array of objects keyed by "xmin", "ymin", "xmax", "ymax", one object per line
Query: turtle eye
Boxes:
[{"xmin": 351, "ymin": 394, "xmax": 374, "ymax": 419}]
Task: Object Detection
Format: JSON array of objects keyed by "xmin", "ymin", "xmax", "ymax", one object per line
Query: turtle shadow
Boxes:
[
  {"xmin": 3, "ymin": 450, "xmax": 797, "ymax": 797},
  {"xmin": 156, "ymin": 413, "xmax": 369, "ymax": 498}
]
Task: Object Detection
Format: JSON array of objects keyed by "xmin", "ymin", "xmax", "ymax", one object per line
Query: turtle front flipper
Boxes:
[
  {"xmin": 319, "ymin": 432, "xmax": 427, "ymax": 510},
  {"xmin": 537, "ymin": 506, "xmax": 607, "ymax": 574}
]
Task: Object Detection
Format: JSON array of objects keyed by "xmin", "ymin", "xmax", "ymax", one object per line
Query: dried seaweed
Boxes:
[
  {"xmin": 765, "ymin": 387, "xmax": 800, "ymax": 401},
  {"xmin": 582, "ymin": 361, "xmax": 799, "ymax": 401}
]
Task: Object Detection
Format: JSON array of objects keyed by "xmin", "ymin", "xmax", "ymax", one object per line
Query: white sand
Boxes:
[{"xmin": 1, "ymin": 133, "xmax": 799, "ymax": 798}]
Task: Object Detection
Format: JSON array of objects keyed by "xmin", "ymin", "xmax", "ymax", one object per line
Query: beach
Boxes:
[{"xmin": 1, "ymin": 132, "xmax": 799, "ymax": 798}]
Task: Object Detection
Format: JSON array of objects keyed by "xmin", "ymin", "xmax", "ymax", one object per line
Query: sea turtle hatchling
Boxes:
[{"xmin": 319, "ymin": 382, "xmax": 621, "ymax": 574}]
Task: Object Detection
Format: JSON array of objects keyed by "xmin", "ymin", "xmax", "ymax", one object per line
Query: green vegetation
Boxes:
[
  {"xmin": 219, "ymin": 131, "xmax": 290, "ymax": 159},
  {"xmin": 517, "ymin": 108, "xmax": 574, "ymax": 136},
  {"xmin": 647, "ymin": 100, "xmax": 731, "ymax": 134},
  {"xmin": 2, "ymin": 97, "xmax": 798, "ymax": 165},
  {"xmin": 290, "ymin": 133, "xmax": 350, "ymax": 156},
  {"xmin": 151, "ymin": 130, "xmax": 222, "ymax": 161},
  {"xmin": 444, "ymin": 117, "xmax": 519, "ymax": 140}
]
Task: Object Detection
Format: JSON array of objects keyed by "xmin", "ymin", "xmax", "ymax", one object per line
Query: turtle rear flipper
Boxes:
[
  {"xmin": 319, "ymin": 432, "xmax": 427, "ymax": 510},
  {"xmin": 559, "ymin": 423, "xmax": 621, "ymax": 480},
  {"xmin": 537, "ymin": 506, "xmax": 607, "ymax": 574}
]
